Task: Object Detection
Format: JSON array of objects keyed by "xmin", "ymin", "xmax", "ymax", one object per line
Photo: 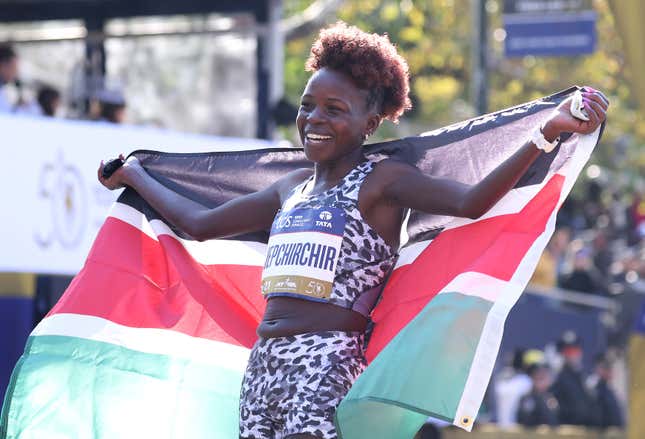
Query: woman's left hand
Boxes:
[{"xmin": 541, "ymin": 87, "xmax": 609, "ymax": 141}]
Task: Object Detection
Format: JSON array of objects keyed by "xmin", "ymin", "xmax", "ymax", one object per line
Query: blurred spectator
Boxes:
[
  {"xmin": 591, "ymin": 231, "xmax": 613, "ymax": 278},
  {"xmin": 413, "ymin": 422, "xmax": 441, "ymax": 439},
  {"xmin": 0, "ymin": 43, "xmax": 18, "ymax": 112},
  {"xmin": 36, "ymin": 85, "xmax": 61, "ymax": 117},
  {"xmin": 608, "ymin": 190, "xmax": 629, "ymax": 235},
  {"xmin": 551, "ymin": 227, "xmax": 572, "ymax": 273},
  {"xmin": 94, "ymin": 89, "xmax": 126, "ymax": 124},
  {"xmin": 558, "ymin": 197, "xmax": 589, "ymax": 231},
  {"xmin": 587, "ymin": 353, "xmax": 624, "ymax": 429},
  {"xmin": 560, "ymin": 248, "xmax": 608, "ymax": 296},
  {"xmin": 582, "ymin": 180, "xmax": 604, "ymax": 227},
  {"xmin": 530, "ymin": 227, "xmax": 571, "ymax": 288},
  {"xmin": 494, "ymin": 348, "xmax": 532, "ymax": 427},
  {"xmin": 0, "ymin": 43, "xmax": 38, "ymax": 114},
  {"xmin": 516, "ymin": 350, "xmax": 559, "ymax": 427},
  {"xmin": 530, "ymin": 245, "xmax": 558, "ymax": 289},
  {"xmin": 628, "ymin": 190, "xmax": 645, "ymax": 244},
  {"xmin": 551, "ymin": 331, "xmax": 598, "ymax": 426}
]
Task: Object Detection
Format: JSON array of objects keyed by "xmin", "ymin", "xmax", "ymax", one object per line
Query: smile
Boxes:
[{"xmin": 306, "ymin": 133, "xmax": 333, "ymax": 142}]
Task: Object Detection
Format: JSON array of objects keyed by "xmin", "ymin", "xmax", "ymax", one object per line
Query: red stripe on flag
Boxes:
[
  {"xmin": 367, "ymin": 174, "xmax": 564, "ymax": 361},
  {"xmin": 49, "ymin": 218, "xmax": 265, "ymax": 348},
  {"xmin": 49, "ymin": 174, "xmax": 562, "ymax": 353}
]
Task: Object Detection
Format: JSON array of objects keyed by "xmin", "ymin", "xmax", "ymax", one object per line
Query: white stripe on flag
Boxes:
[
  {"xmin": 453, "ymin": 130, "xmax": 597, "ymax": 431},
  {"xmin": 32, "ymin": 313, "xmax": 250, "ymax": 371},
  {"xmin": 395, "ymin": 240, "xmax": 432, "ymax": 269},
  {"xmin": 395, "ymin": 170, "xmax": 566, "ymax": 270},
  {"xmin": 109, "ymin": 202, "xmax": 267, "ymax": 266},
  {"xmin": 393, "ymin": 180, "xmax": 551, "ymax": 271},
  {"xmin": 109, "ymin": 202, "xmax": 158, "ymax": 240},
  {"xmin": 437, "ymin": 272, "xmax": 507, "ymax": 303},
  {"xmin": 442, "ymin": 166, "xmax": 567, "ymax": 232}
]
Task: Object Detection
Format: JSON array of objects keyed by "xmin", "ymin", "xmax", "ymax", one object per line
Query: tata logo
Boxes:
[{"xmin": 319, "ymin": 210, "xmax": 332, "ymax": 221}]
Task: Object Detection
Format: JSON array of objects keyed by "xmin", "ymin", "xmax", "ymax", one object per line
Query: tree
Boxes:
[{"xmin": 283, "ymin": 0, "xmax": 643, "ymax": 181}]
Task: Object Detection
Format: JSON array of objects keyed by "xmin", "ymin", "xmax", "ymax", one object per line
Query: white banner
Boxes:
[{"xmin": 1, "ymin": 114, "xmax": 277, "ymax": 275}]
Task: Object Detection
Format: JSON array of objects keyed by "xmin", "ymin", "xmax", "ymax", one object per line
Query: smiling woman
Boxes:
[
  {"xmin": 296, "ymin": 23, "xmax": 411, "ymax": 167},
  {"xmin": 97, "ymin": 20, "xmax": 608, "ymax": 439},
  {"xmin": 297, "ymin": 68, "xmax": 394, "ymax": 163}
]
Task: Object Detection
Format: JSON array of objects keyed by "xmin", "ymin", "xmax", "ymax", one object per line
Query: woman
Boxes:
[{"xmin": 99, "ymin": 22, "xmax": 608, "ymax": 439}]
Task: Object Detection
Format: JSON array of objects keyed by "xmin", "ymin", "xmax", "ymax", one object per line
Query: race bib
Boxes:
[{"xmin": 261, "ymin": 206, "xmax": 345, "ymax": 301}]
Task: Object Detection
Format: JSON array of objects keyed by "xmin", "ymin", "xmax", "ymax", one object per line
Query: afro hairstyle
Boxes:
[{"xmin": 305, "ymin": 22, "xmax": 412, "ymax": 123}]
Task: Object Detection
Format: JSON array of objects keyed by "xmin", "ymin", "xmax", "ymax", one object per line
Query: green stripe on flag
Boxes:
[
  {"xmin": 1, "ymin": 335, "xmax": 243, "ymax": 439},
  {"xmin": 336, "ymin": 292, "xmax": 493, "ymax": 439}
]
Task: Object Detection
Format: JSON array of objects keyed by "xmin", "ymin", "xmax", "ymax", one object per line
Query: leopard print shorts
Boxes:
[{"xmin": 239, "ymin": 331, "xmax": 367, "ymax": 439}]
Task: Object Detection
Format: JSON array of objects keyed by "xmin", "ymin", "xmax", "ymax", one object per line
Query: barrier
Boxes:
[
  {"xmin": 439, "ymin": 425, "xmax": 625, "ymax": 439},
  {"xmin": 1, "ymin": 114, "xmax": 276, "ymax": 275}
]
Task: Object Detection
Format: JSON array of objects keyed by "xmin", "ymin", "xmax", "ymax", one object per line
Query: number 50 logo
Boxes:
[{"xmin": 33, "ymin": 150, "xmax": 88, "ymax": 249}]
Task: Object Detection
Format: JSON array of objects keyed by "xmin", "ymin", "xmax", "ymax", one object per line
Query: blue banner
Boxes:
[{"xmin": 504, "ymin": 11, "xmax": 597, "ymax": 57}]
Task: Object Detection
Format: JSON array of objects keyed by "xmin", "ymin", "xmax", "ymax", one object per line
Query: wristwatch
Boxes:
[{"xmin": 531, "ymin": 126, "xmax": 560, "ymax": 153}]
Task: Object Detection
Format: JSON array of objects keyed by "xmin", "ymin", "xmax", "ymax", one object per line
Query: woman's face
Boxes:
[{"xmin": 297, "ymin": 67, "xmax": 379, "ymax": 163}]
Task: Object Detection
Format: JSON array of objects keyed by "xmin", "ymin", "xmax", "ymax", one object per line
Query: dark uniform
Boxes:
[
  {"xmin": 590, "ymin": 378, "xmax": 624, "ymax": 428},
  {"xmin": 551, "ymin": 364, "xmax": 596, "ymax": 425},
  {"xmin": 517, "ymin": 390, "xmax": 559, "ymax": 427}
]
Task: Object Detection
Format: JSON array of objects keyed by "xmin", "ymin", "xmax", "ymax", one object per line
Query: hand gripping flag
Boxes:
[{"xmin": 1, "ymin": 88, "xmax": 603, "ymax": 439}]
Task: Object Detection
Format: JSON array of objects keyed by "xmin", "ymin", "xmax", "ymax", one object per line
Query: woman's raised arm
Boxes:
[
  {"xmin": 381, "ymin": 88, "xmax": 609, "ymax": 218},
  {"xmin": 98, "ymin": 156, "xmax": 305, "ymax": 241}
]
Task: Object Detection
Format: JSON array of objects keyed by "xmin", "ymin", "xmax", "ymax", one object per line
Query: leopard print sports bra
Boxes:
[{"xmin": 260, "ymin": 160, "xmax": 398, "ymax": 317}]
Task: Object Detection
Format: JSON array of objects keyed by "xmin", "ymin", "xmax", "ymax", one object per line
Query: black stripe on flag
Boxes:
[{"xmin": 117, "ymin": 88, "xmax": 583, "ymax": 244}]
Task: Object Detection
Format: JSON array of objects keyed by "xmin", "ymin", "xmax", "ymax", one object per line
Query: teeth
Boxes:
[{"xmin": 307, "ymin": 133, "xmax": 332, "ymax": 140}]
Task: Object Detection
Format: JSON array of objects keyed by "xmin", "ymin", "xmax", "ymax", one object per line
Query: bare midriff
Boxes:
[{"xmin": 256, "ymin": 296, "xmax": 368, "ymax": 339}]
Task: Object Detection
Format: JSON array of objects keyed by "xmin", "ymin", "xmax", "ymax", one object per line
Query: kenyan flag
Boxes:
[{"xmin": 1, "ymin": 88, "xmax": 602, "ymax": 438}]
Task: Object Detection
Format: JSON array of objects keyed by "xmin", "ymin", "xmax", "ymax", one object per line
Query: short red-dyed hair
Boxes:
[{"xmin": 306, "ymin": 22, "xmax": 412, "ymax": 123}]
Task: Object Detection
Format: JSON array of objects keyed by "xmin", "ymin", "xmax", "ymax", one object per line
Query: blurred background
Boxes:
[{"xmin": 0, "ymin": 0, "xmax": 643, "ymax": 438}]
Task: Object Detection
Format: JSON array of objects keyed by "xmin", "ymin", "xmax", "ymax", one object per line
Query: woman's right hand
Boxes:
[
  {"xmin": 541, "ymin": 87, "xmax": 609, "ymax": 141},
  {"xmin": 97, "ymin": 154, "xmax": 143, "ymax": 190}
]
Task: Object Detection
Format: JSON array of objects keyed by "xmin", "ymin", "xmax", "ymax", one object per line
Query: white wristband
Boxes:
[
  {"xmin": 531, "ymin": 126, "xmax": 560, "ymax": 153},
  {"xmin": 570, "ymin": 89, "xmax": 590, "ymax": 121}
]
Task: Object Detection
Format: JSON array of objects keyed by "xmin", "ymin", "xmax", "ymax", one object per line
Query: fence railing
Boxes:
[{"xmin": 526, "ymin": 283, "xmax": 620, "ymax": 313}]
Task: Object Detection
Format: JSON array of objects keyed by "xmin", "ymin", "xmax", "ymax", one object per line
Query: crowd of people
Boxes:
[
  {"xmin": 531, "ymin": 178, "xmax": 644, "ymax": 301},
  {"xmin": 0, "ymin": 43, "xmax": 126, "ymax": 123},
  {"xmin": 494, "ymin": 332, "xmax": 624, "ymax": 430},
  {"xmin": 491, "ymin": 168, "xmax": 644, "ymax": 431},
  {"xmin": 530, "ymin": 172, "xmax": 645, "ymax": 348}
]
